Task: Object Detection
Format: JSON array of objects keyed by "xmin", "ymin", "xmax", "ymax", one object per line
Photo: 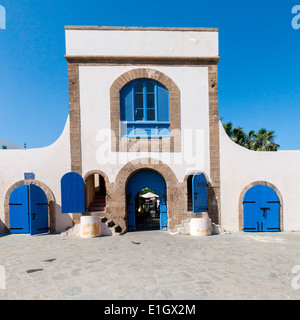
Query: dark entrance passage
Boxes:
[
  {"xmin": 126, "ymin": 169, "xmax": 167, "ymax": 231},
  {"xmin": 135, "ymin": 189, "xmax": 160, "ymax": 231}
]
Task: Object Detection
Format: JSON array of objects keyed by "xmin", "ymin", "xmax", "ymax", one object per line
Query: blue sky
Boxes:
[{"xmin": 0, "ymin": 0, "xmax": 299, "ymax": 149}]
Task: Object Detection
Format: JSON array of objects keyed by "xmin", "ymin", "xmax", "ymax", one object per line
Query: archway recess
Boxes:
[{"xmin": 126, "ymin": 169, "xmax": 167, "ymax": 231}]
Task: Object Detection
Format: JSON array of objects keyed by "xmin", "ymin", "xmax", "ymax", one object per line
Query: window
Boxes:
[{"xmin": 120, "ymin": 79, "xmax": 170, "ymax": 138}]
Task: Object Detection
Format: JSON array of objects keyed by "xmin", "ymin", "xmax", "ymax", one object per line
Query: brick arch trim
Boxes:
[
  {"xmin": 238, "ymin": 181, "xmax": 283, "ymax": 231},
  {"xmin": 83, "ymin": 169, "xmax": 110, "ymax": 185},
  {"xmin": 115, "ymin": 157, "xmax": 178, "ymax": 189},
  {"xmin": 113, "ymin": 157, "xmax": 179, "ymax": 231},
  {"xmin": 111, "ymin": 67, "xmax": 180, "ymax": 93},
  {"xmin": 83, "ymin": 169, "xmax": 111, "ymax": 212},
  {"xmin": 182, "ymin": 170, "xmax": 219, "ymax": 221},
  {"xmin": 110, "ymin": 68, "xmax": 181, "ymax": 152},
  {"xmin": 4, "ymin": 180, "xmax": 56, "ymax": 233}
]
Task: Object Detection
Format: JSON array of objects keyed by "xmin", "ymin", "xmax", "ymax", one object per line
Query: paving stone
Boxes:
[{"xmin": 0, "ymin": 231, "xmax": 300, "ymax": 299}]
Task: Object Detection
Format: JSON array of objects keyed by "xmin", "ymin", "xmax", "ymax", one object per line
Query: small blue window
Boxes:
[{"xmin": 120, "ymin": 79, "xmax": 170, "ymax": 138}]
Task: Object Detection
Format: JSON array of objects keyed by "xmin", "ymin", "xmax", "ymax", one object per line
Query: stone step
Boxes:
[
  {"xmin": 94, "ymin": 194, "xmax": 105, "ymax": 199},
  {"xmin": 62, "ymin": 216, "xmax": 122, "ymax": 237},
  {"xmin": 88, "ymin": 206, "xmax": 106, "ymax": 212},
  {"xmin": 91, "ymin": 199, "xmax": 105, "ymax": 203}
]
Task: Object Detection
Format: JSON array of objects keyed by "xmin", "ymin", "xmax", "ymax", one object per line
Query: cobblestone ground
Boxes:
[{"xmin": 0, "ymin": 231, "xmax": 300, "ymax": 300}]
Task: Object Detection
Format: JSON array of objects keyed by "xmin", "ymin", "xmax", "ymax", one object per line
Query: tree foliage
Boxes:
[{"xmin": 221, "ymin": 120, "xmax": 280, "ymax": 151}]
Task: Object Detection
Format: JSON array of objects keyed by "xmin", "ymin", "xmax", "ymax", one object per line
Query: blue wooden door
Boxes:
[
  {"xmin": 160, "ymin": 192, "xmax": 168, "ymax": 230},
  {"xmin": 243, "ymin": 185, "xmax": 280, "ymax": 232},
  {"xmin": 61, "ymin": 172, "xmax": 85, "ymax": 213},
  {"xmin": 127, "ymin": 193, "xmax": 136, "ymax": 231},
  {"xmin": 192, "ymin": 172, "xmax": 208, "ymax": 213},
  {"xmin": 29, "ymin": 184, "xmax": 49, "ymax": 235},
  {"xmin": 243, "ymin": 185, "xmax": 260, "ymax": 231},
  {"xmin": 9, "ymin": 185, "xmax": 30, "ymax": 233},
  {"xmin": 126, "ymin": 170, "xmax": 167, "ymax": 231},
  {"xmin": 9, "ymin": 185, "xmax": 49, "ymax": 234}
]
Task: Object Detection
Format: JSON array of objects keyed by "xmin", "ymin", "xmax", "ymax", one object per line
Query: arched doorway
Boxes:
[
  {"xmin": 9, "ymin": 184, "xmax": 49, "ymax": 235},
  {"xmin": 243, "ymin": 184, "xmax": 280, "ymax": 232},
  {"xmin": 85, "ymin": 172, "xmax": 106, "ymax": 213},
  {"xmin": 126, "ymin": 169, "xmax": 167, "ymax": 231}
]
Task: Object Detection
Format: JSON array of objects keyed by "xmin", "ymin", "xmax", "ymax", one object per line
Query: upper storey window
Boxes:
[{"xmin": 120, "ymin": 79, "xmax": 170, "ymax": 138}]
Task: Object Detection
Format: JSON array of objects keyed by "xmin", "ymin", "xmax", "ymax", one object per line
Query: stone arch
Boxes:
[
  {"xmin": 182, "ymin": 170, "xmax": 217, "ymax": 222},
  {"xmin": 109, "ymin": 68, "xmax": 181, "ymax": 152},
  {"xmin": 4, "ymin": 179, "xmax": 56, "ymax": 233},
  {"xmin": 83, "ymin": 169, "xmax": 110, "ymax": 186},
  {"xmin": 83, "ymin": 170, "xmax": 110, "ymax": 212},
  {"xmin": 183, "ymin": 170, "xmax": 208, "ymax": 212},
  {"xmin": 110, "ymin": 67, "xmax": 180, "ymax": 94},
  {"xmin": 113, "ymin": 158, "xmax": 180, "ymax": 231},
  {"xmin": 238, "ymin": 181, "xmax": 283, "ymax": 231}
]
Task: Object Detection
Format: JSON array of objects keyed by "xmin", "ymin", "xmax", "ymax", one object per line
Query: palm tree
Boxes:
[
  {"xmin": 231, "ymin": 127, "xmax": 246, "ymax": 147},
  {"xmin": 223, "ymin": 121, "xmax": 233, "ymax": 137},
  {"xmin": 252, "ymin": 128, "xmax": 280, "ymax": 151},
  {"xmin": 244, "ymin": 130, "xmax": 256, "ymax": 150},
  {"xmin": 221, "ymin": 120, "xmax": 280, "ymax": 151}
]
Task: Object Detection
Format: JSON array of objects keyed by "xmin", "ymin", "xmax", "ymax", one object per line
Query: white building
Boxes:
[
  {"xmin": 0, "ymin": 139, "xmax": 23, "ymax": 150},
  {"xmin": 0, "ymin": 26, "xmax": 298, "ymax": 235}
]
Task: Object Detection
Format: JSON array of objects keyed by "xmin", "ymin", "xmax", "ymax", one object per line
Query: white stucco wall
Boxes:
[
  {"xmin": 65, "ymin": 27, "xmax": 219, "ymax": 58},
  {"xmin": 78, "ymin": 65, "xmax": 211, "ymax": 183},
  {"xmin": 66, "ymin": 27, "xmax": 219, "ymax": 184},
  {"xmin": 0, "ymin": 118, "xmax": 72, "ymax": 233},
  {"xmin": 220, "ymin": 122, "xmax": 300, "ymax": 231}
]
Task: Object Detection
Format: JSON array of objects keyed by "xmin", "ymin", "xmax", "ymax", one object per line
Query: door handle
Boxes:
[
  {"xmin": 31, "ymin": 213, "xmax": 36, "ymax": 221},
  {"xmin": 260, "ymin": 207, "xmax": 270, "ymax": 218}
]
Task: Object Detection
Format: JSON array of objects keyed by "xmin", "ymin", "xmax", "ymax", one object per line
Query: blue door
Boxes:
[
  {"xmin": 9, "ymin": 184, "xmax": 49, "ymax": 235},
  {"xmin": 243, "ymin": 185, "xmax": 280, "ymax": 232},
  {"xmin": 61, "ymin": 172, "xmax": 85, "ymax": 213},
  {"xmin": 9, "ymin": 185, "xmax": 30, "ymax": 233},
  {"xmin": 192, "ymin": 172, "xmax": 208, "ymax": 213},
  {"xmin": 29, "ymin": 184, "xmax": 49, "ymax": 235},
  {"xmin": 126, "ymin": 170, "xmax": 167, "ymax": 231},
  {"xmin": 160, "ymin": 192, "xmax": 168, "ymax": 230},
  {"xmin": 126, "ymin": 193, "xmax": 135, "ymax": 231}
]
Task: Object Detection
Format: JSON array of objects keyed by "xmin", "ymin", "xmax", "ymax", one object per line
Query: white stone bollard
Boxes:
[
  {"xmin": 190, "ymin": 217, "xmax": 212, "ymax": 236},
  {"xmin": 80, "ymin": 216, "xmax": 101, "ymax": 238}
]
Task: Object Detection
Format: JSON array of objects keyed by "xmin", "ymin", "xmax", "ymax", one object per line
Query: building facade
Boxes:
[{"xmin": 0, "ymin": 26, "xmax": 299, "ymax": 235}]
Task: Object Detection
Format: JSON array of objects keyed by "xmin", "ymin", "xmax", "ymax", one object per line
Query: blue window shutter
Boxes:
[
  {"xmin": 157, "ymin": 83, "xmax": 170, "ymax": 122},
  {"xmin": 120, "ymin": 83, "xmax": 134, "ymax": 121},
  {"xmin": 192, "ymin": 172, "xmax": 208, "ymax": 213},
  {"xmin": 61, "ymin": 172, "xmax": 85, "ymax": 213}
]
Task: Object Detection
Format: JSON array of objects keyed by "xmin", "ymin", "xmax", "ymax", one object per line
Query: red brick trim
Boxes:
[
  {"xmin": 65, "ymin": 55, "xmax": 220, "ymax": 65},
  {"xmin": 68, "ymin": 63, "xmax": 82, "ymax": 174},
  {"xmin": 208, "ymin": 64, "xmax": 221, "ymax": 224}
]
